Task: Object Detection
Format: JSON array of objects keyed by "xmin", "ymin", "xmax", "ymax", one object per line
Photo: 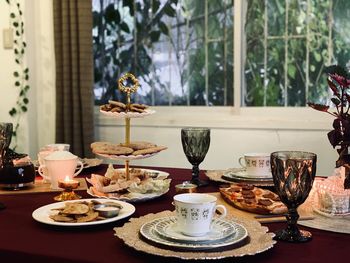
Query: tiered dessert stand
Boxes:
[{"xmin": 97, "ymin": 73, "xmax": 158, "ymax": 180}]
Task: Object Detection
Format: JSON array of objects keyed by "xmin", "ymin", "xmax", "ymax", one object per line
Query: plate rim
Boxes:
[
  {"xmin": 86, "ymin": 187, "xmax": 170, "ymax": 203},
  {"xmin": 153, "ymin": 216, "xmax": 236, "ymax": 243},
  {"xmin": 32, "ymin": 198, "xmax": 135, "ymax": 226},
  {"xmin": 225, "ymin": 170, "xmax": 273, "ymax": 179}
]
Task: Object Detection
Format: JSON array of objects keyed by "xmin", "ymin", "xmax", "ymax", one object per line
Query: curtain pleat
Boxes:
[{"xmin": 53, "ymin": 0, "xmax": 94, "ymax": 157}]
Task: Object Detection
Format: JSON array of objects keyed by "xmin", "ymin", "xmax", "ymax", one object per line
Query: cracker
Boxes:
[
  {"xmin": 132, "ymin": 146, "xmax": 167, "ymax": 156},
  {"xmin": 62, "ymin": 203, "xmax": 89, "ymax": 215}
]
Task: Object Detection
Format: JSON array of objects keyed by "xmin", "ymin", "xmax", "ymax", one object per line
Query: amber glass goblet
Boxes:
[
  {"xmin": 181, "ymin": 128, "xmax": 210, "ymax": 187},
  {"xmin": 270, "ymin": 151, "xmax": 317, "ymax": 242}
]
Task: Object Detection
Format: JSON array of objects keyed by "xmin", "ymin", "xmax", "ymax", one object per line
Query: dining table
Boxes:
[{"xmin": 0, "ymin": 164, "xmax": 349, "ymax": 263}]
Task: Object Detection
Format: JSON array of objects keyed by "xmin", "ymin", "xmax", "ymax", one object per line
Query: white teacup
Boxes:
[
  {"xmin": 42, "ymin": 143, "xmax": 70, "ymax": 152},
  {"xmin": 38, "ymin": 151, "xmax": 83, "ymax": 189},
  {"xmin": 173, "ymin": 193, "xmax": 227, "ymax": 237},
  {"xmin": 239, "ymin": 153, "xmax": 271, "ymax": 176}
]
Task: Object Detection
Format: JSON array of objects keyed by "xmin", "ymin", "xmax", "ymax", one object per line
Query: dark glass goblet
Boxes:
[
  {"xmin": 0, "ymin": 122, "xmax": 13, "ymax": 210},
  {"xmin": 270, "ymin": 151, "xmax": 317, "ymax": 242},
  {"xmin": 181, "ymin": 128, "xmax": 210, "ymax": 187}
]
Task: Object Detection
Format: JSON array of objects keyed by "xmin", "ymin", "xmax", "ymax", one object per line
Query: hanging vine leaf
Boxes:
[{"xmin": 6, "ymin": 0, "xmax": 30, "ymax": 148}]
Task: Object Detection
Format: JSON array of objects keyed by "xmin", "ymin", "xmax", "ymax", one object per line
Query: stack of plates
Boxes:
[
  {"xmin": 140, "ymin": 216, "xmax": 248, "ymax": 250},
  {"xmin": 222, "ymin": 170, "xmax": 274, "ymax": 186}
]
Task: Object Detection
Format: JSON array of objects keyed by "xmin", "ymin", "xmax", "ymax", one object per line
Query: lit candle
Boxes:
[{"xmin": 58, "ymin": 175, "xmax": 79, "ymax": 189}]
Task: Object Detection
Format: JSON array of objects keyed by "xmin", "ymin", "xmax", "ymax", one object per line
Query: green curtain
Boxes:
[{"xmin": 53, "ymin": 0, "xmax": 94, "ymax": 157}]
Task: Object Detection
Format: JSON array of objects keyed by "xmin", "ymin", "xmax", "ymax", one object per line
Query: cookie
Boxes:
[
  {"xmin": 129, "ymin": 105, "xmax": 145, "ymax": 113},
  {"xmin": 119, "ymin": 141, "xmax": 157, "ymax": 150},
  {"xmin": 91, "ymin": 141, "xmax": 110, "ymax": 149},
  {"xmin": 108, "ymin": 100, "xmax": 127, "ymax": 109},
  {"xmin": 131, "ymin": 103, "xmax": 148, "ymax": 109},
  {"xmin": 93, "ymin": 145, "xmax": 134, "ymax": 155},
  {"xmin": 132, "ymin": 146, "xmax": 167, "ymax": 156}
]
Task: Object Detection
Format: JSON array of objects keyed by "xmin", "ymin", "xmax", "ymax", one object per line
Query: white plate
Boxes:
[
  {"xmin": 140, "ymin": 217, "xmax": 248, "ymax": 250},
  {"xmin": 32, "ymin": 198, "xmax": 135, "ymax": 226},
  {"xmin": 87, "ymin": 187, "xmax": 169, "ymax": 203},
  {"xmin": 154, "ymin": 217, "xmax": 236, "ymax": 243}
]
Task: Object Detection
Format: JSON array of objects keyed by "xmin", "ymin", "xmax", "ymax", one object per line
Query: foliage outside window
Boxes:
[
  {"xmin": 93, "ymin": 0, "xmax": 233, "ymax": 106},
  {"xmin": 245, "ymin": 0, "xmax": 350, "ymax": 107},
  {"xmin": 93, "ymin": 0, "xmax": 350, "ymax": 108}
]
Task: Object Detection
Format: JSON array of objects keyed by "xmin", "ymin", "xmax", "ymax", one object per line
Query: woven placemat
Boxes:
[
  {"xmin": 298, "ymin": 211, "xmax": 350, "ymax": 234},
  {"xmin": 0, "ymin": 177, "xmax": 87, "ymax": 195}
]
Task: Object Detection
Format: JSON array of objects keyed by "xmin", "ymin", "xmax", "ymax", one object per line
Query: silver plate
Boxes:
[
  {"xmin": 140, "ymin": 217, "xmax": 248, "ymax": 250},
  {"xmin": 154, "ymin": 217, "xmax": 236, "ymax": 244}
]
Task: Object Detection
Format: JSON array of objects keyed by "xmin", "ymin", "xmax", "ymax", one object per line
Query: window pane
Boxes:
[
  {"xmin": 93, "ymin": 0, "xmax": 234, "ymax": 106},
  {"xmin": 244, "ymin": 0, "xmax": 350, "ymax": 107}
]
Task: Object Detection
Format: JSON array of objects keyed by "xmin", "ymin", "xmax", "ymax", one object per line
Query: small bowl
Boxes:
[{"xmin": 93, "ymin": 203, "xmax": 123, "ymax": 218}]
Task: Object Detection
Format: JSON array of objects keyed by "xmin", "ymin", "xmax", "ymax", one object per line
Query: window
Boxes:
[{"xmin": 93, "ymin": 0, "xmax": 350, "ymax": 108}]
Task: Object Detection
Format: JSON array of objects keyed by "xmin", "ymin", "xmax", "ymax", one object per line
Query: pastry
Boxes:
[{"xmin": 220, "ymin": 183, "xmax": 287, "ymax": 215}]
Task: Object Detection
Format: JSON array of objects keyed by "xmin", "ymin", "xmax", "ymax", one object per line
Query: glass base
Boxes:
[
  {"xmin": 0, "ymin": 202, "xmax": 5, "ymax": 210},
  {"xmin": 274, "ymin": 229, "xmax": 312, "ymax": 243},
  {"xmin": 54, "ymin": 190, "xmax": 81, "ymax": 201},
  {"xmin": 191, "ymin": 178, "xmax": 208, "ymax": 187}
]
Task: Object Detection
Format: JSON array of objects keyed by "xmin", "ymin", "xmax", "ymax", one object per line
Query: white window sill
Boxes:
[{"xmin": 95, "ymin": 106, "xmax": 334, "ymax": 131}]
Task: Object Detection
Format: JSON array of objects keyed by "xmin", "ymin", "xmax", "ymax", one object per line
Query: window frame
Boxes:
[{"xmin": 95, "ymin": 0, "xmax": 332, "ymax": 131}]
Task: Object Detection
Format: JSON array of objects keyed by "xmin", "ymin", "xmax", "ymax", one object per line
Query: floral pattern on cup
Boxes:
[{"xmin": 239, "ymin": 153, "xmax": 271, "ymax": 176}]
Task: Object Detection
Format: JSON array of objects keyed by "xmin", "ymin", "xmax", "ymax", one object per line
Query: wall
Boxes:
[
  {"xmin": 0, "ymin": 1, "xmax": 338, "ymax": 177},
  {"xmin": 0, "ymin": 0, "xmax": 55, "ymax": 158}
]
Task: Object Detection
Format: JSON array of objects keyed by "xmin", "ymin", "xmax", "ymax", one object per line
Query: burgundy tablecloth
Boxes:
[{"xmin": 0, "ymin": 165, "xmax": 349, "ymax": 263}]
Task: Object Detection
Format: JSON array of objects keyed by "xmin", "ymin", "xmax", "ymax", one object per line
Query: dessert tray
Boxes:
[
  {"xmin": 114, "ymin": 210, "xmax": 276, "ymax": 260},
  {"xmin": 86, "ymin": 165, "xmax": 171, "ymax": 202},
  {"xmin": 87, "ymin": 187, "xmax": 169, "ymax": 203},
  {"xmin": 32, "ymin": 198, "xmax": 135, "ymax": 226},
  {"xmin": 100, "ymin": 109, "xmax": 155, "ymax": 118},
  {"xmin": 95, "ymin": 152, "xmax": 158, "ymax": 161}
]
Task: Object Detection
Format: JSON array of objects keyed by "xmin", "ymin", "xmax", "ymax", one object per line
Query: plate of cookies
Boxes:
[
  {"xmin": 100, "ymin": 100, "xmax": 155, "ymax": 118},
  {"xmin": 32, "ymin": 198, "xmax": 135, "ymax": 226},
  {"xmin": 86, "ymin": 164, "xmax": 171, "ymax": 202},
  {"xmin": 91, "ymin": 141, "xmax": 167, "ymax": 160}
]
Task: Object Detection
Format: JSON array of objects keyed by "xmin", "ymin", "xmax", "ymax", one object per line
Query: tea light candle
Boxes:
[
  {"xmin": 175, "ymin": 181, "xmax": 197, "ymax": 194},
  {"xmin": 58, "ymin": 176, "xmax": 79, "ymax": 189}
]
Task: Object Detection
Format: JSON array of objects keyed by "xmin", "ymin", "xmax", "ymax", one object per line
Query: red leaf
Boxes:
[
  {"xmin": 327, "ymin": 78, "xmax": 340, "ymax": 96},
  {"xmin": 307, "ymin": 102, "xmax": 329, "ymax": 112}
]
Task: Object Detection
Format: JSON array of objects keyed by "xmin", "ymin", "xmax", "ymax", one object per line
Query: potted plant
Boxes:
[{"xmin": 308, "ymin": 65, "xmax": 350, "ymax": 189}]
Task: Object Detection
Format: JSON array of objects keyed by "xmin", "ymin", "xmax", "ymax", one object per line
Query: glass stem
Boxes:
[
  {"xmin": 286, "ymin": 207, "xmax": 300, "ymax": 236},
  {"xmin": 192, "ymin": 164, "xmax": 199, "ymax": 182}
]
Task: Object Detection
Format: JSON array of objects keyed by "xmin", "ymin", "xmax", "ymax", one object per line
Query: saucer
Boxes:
[
  {"xmin": 222, "ymin": 170, "xmax": 274, "ymax": 186},
  {"xmin": 140, "ymin": 217, "xmax": 248, "ymax": 251},
  {"xmin": 233, "ymin": 170, "xmax": 272, "ymax": 179},
  {"xmin": 154, "ymin": 217, "xmax": 235, "ymax": 244}
]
